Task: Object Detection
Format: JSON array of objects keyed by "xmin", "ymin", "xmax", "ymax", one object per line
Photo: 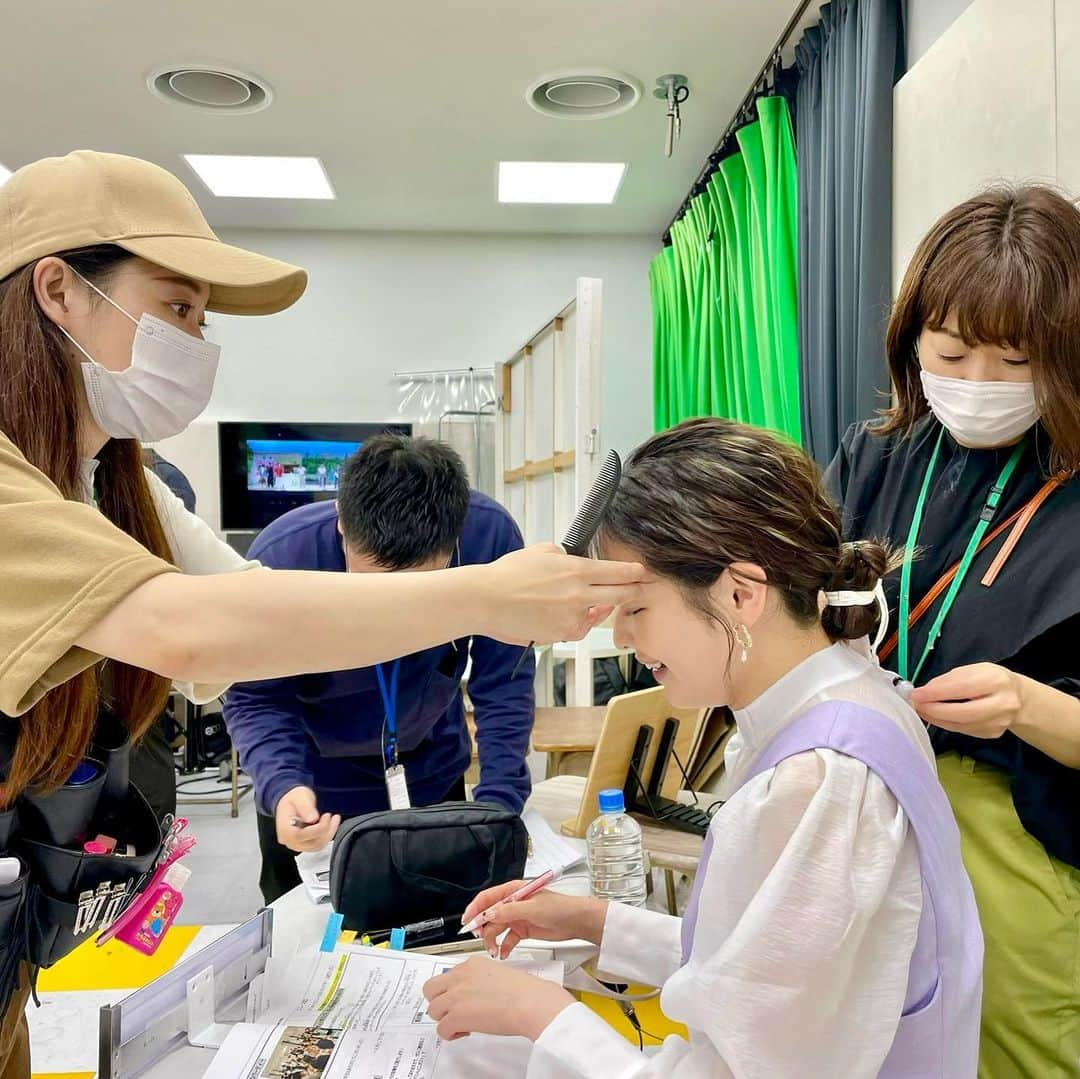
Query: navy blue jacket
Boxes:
[
  {"xmin": 145, "ymin": 450, "xmax": 197, "ymax": 513},
  {"xmin": 223, "ymin": 493, "xmax": 534, "ymax": 818}
]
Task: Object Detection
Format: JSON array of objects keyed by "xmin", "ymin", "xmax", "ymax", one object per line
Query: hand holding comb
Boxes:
[{"xmin": 510, "ymin": 449, "xmax": 623, "ymax": 678}]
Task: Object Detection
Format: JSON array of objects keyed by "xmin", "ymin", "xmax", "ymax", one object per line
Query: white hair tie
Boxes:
[
  {"xmin": 822, "ymin": 588, "xmax": 876, "ymax": 606},
  {"xmin": 822, "ymin": 579, "xmax": 890, "ymax": 653}
]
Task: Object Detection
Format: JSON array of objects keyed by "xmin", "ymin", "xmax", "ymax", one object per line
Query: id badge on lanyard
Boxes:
[{"xmin": 376, "ymin": 661, "xmax": 411, "ymax": 810}]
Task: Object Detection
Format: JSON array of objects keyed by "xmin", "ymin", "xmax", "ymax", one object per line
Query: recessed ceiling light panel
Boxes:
[
  {"xmin": 498, "ymin": 162, "xmax": 626, "ymax": 204},
  {"xmin": 184, "ymin": 155, "xmax": 335, "ymax": 200},
  {"xmin": 148, "ymin": 64, "xmax": 273, "ymax": 114},
  {"xmin": 527, "ymin": 70, "xmax": 641, "ymax": 119}
]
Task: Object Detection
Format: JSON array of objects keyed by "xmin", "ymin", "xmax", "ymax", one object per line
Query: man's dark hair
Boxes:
[{"xmin": 338, "ymin": 434, "xmax": 470, "ymax": 569}]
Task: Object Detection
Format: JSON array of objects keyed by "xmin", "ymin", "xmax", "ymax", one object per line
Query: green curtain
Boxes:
[{"xmin": 651, "ymin": 95, "xmax": 801, "ymax": 443}]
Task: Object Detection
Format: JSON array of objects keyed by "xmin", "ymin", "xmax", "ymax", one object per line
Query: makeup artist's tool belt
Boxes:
[
  {"xmin": 0, "ymin": 712, "xmax": 164, "ymax": 1011},
  {"xmin": 330, "ymin": 802, "xmax": 527, "ymax": 941}
]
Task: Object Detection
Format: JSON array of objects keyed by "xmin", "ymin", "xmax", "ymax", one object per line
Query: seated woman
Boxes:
[{"xmin": 424, "ymin": 418, "xmax": 983, "ymax": 1078}]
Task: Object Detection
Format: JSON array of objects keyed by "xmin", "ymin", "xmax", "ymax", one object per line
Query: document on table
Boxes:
[
  {"xmin": 204, "ymin": 942, "xmax": 563, "ymax": 1079},
  {"xmin": 522, "ymin": 807, "xmax": 586, "ymax": 879},
  {"xmin": 295, "ymin": 847, "xmax": 332, "ymax": 906}
]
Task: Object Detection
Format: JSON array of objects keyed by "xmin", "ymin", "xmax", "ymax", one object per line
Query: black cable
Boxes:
[
  {"xmin": 622, "ymin": 1002, "xmax": 666, "ymax": 1049},
  {"xmin": 669, "ymin": 747, "xmax": 696, "ymax": 804},
  {"xmin": 620, "ymin": 1001, "xmax": 644, "ymax": 1050}
]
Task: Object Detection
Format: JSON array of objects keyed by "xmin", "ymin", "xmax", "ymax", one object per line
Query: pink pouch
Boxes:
[
  {"xmin": 96, "ymin": 821, "xmax": 195, "ymax": 951},
  {"xmin": 115, "ymin": 876, "xmax": 184, "ymax": 955}
]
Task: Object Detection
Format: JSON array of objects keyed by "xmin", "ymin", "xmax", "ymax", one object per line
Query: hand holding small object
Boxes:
[{"xmin": 276, "ymin": 785, "xmax": 340, "ymax": 853}]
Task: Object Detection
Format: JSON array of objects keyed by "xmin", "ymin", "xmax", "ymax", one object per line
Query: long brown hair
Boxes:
[
  {"xmin": 599, "ymin": 419, "xmax": 901, "ymax": 647},
  {"xmin": 881, "ymin": 185, "xmax": 1080, "ymax": 474},
  {"xmin": 0, "ymin": 245, "xmax": 174, "ymax": 802}
]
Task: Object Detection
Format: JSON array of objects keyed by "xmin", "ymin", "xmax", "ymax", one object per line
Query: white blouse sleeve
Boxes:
[
  {"xmin": 528, "ymin": 749, "xmax": 922, "ymax": 1079},
  {"xmin": 595, "ymin": 902, "xmax": 683, "ymax": 989},
  {"xmin": 144, "ymin": 468, "xmax": 261, "ymax": 703}
]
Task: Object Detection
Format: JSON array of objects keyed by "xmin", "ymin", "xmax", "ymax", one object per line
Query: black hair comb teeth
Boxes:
[{"xmin": 510, "ymin": 449, "xmax": 623, "ymax": 678}]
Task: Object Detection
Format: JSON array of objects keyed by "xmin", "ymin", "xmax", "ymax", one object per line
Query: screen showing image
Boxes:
[
  {"xmin": 246, "ymin": 440, "xmax": 358, "ymax": 494},
  {"xmin": 219, "ymin": 421, "xmax": 412, "ymax": 532}
]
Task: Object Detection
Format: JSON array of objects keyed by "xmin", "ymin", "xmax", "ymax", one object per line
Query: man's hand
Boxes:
[{"xmin": 275, "ymin": 785, "xmax": 341, "ymax": 853}]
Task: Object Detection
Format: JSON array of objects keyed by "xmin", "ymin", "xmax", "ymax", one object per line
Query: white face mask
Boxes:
[
  {"xmin": 60, "ymin": 274, "xmax": 220, "ymax": 442},
  {"xmin": 919, "ymin": 368, "xmax": 1039, "ymax": 448}
]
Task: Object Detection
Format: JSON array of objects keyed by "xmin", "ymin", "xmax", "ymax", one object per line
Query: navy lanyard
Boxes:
[
  {"xmin": 375, "ymin": 660, "xmax": 400, "ymax": 768},
  {"xmin": 897, "ymin": 429, "xmax": 1026, "ymax": 684}
]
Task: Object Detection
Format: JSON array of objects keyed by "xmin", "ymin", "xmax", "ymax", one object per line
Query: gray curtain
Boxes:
[{"xmin": 795, "ymin": 0, "xmax": 905, "ymax": 465}]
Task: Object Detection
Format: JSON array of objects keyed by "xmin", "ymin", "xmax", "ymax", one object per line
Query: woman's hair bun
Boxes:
[{"xmin": 820, "ymin": 540, "xmax": 900, "ymax": 641}]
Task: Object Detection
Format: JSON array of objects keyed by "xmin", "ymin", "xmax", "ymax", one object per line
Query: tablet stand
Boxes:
[{"xmin": 623, "ymin": 718, "xmax": 714, "ymax": 837}]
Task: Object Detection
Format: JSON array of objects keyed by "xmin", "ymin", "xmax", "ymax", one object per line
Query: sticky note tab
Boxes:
[
  {"xmin": 320, "ymin": 912, "xmax": 344, "ymax": 953},
  {"xmin": 389, "ymin": 927, "xmax": 406, "ymax": 951}
]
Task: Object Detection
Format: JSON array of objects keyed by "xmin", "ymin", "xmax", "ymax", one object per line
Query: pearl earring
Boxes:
[{"xmin": 734, "ymin": 623, "xmax": 753, "ymax": 664}]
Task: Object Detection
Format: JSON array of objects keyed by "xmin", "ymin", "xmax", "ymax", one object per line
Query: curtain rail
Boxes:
[{"xmin": 662, "ymin": 0, "xmax": 818, "ymax": 243}]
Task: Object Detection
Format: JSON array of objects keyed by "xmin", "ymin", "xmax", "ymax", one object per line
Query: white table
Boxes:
[
  {"xmin": 90, "ymin": 814, "xmax": 598, "ymax": 1076},
  {"xmin": 137, "ymin": 886, "xmax": 329, "ymax": 1077}
]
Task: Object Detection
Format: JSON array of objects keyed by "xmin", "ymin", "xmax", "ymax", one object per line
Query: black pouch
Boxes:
[
  {"xmin": 0, "ymin": 856, "xmax": 30, "ymax": 1014},
  {"xmin": 0, "ymin": 712, "xmax": 164, "ymax": 973},
  {"xmin": 329, "ymin": 802, "xmax": 527, "ymax": 938},
  {"xmin": 19, "ymin": 783, "xmax": 163, "ymax": 967}
]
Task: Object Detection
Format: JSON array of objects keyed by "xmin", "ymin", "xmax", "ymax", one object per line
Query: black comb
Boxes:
[{"xmin": 510, "ymin": 450, "xmax": 622, "ymax": 678}]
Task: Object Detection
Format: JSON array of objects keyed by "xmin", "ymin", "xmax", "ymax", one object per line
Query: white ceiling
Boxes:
[{"xmin": 0, "ymin": 1, "xmax": 809, "ymax": 236}]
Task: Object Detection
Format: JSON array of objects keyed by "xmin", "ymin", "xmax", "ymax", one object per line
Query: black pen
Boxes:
[{"xmin": 360, "ymin": 914, "xmax": 460, "ymax": 948}]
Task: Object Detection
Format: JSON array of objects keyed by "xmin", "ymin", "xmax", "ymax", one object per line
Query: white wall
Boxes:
[
  {"xmin": 904, "ymin": 0, "xmax": 976, "ymax": 66},
  {"xmin": 154, "ymin": 229, "xmax": 656, "ymax": 531},
  {"xmin": 892, "ymin": 0, "xmax": 1066, "ymax": 290}
]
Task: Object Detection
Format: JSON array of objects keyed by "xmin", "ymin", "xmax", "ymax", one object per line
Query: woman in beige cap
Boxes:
[{"xmin": 0, "ymin": 151, "xmax": 642, "ymax": 1076}]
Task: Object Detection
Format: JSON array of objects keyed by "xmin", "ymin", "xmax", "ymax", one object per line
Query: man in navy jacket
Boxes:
[{"xmin": 224, "ymin": 434, "xmax": 534, "ymax": 903}]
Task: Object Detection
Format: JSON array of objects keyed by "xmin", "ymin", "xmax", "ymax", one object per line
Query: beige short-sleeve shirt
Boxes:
[{"xmin": 0, "ymin": 433, "xmax": 175, "ymax": 716}]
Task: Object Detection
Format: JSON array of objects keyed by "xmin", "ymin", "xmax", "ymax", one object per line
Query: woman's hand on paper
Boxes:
[
  {"xmin": 423, "ymin": 956, "xmax": 575, "ymax": 1042},
  {"xmin": 462, "ymin": 881, "xmax": 608, "ymax": 959},
  {"xmin": 275, "ymin": 785, "xmax": 341, "ymax": 853},
  {"xmin": 473, "ymin": 545, "xmax": 644, "ymax": 645}
]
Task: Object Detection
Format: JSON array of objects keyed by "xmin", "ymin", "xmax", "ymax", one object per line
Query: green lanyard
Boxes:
[{"xmin": 897, "ymin": 429, "xmax": 1026, "ymax": 684}]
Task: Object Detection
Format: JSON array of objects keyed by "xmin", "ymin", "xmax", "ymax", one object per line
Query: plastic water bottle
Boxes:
[{"xmin": 586, "ymin": 788, "xmax": 647, "ymax": 907}]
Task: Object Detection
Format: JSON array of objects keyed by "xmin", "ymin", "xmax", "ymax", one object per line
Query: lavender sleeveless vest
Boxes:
[{"xmin": 680, "ymin": 700, "xmax": 982, "ymax": 1078}]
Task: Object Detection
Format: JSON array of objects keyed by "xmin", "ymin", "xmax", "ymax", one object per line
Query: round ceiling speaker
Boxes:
[
  {"xmin": 147, "ymin": 65, "xmax": 273, "ymax": 114},
  {"xmin": 527, "ymin": 71, "xmax": 641, "ymax": 119}
]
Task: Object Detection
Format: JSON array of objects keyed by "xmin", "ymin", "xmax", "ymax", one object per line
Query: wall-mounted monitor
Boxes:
[{"xmin": 218, "ymin": 421, "xmax": 412, "ymax": 533}]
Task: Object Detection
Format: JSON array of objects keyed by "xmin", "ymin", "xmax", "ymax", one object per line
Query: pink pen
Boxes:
[{"xmin": 459, "ymin": 869, "xmax": 557, "ymax": 936}]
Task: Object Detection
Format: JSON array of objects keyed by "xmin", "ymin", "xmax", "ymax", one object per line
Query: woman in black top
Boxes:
[{"xmin": 827, "ymin": 185, "xmax": 1080, "ymax": 1079}]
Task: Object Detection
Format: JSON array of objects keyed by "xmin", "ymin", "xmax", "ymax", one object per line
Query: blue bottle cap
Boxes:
[
  {"xmin": 66, "ymin": 761, "xmax": 101, "ymax": 787},
  {"xmin": 389, "ymin": 927, "xmax": 406, "ymax": 951},
  {"xmin": 598, "ymin": 788, "xmax": 625, "ymax": 813}
]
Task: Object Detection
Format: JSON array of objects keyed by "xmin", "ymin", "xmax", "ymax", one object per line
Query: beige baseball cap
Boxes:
[{"xmin": 0, "ymin": 150, "xmax": 307, "ymax": 315}]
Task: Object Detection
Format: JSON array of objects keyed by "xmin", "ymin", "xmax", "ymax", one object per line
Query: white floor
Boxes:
[{"xmin": 174, "ymin": 787, "xmax": 265, "ymax": 924}]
